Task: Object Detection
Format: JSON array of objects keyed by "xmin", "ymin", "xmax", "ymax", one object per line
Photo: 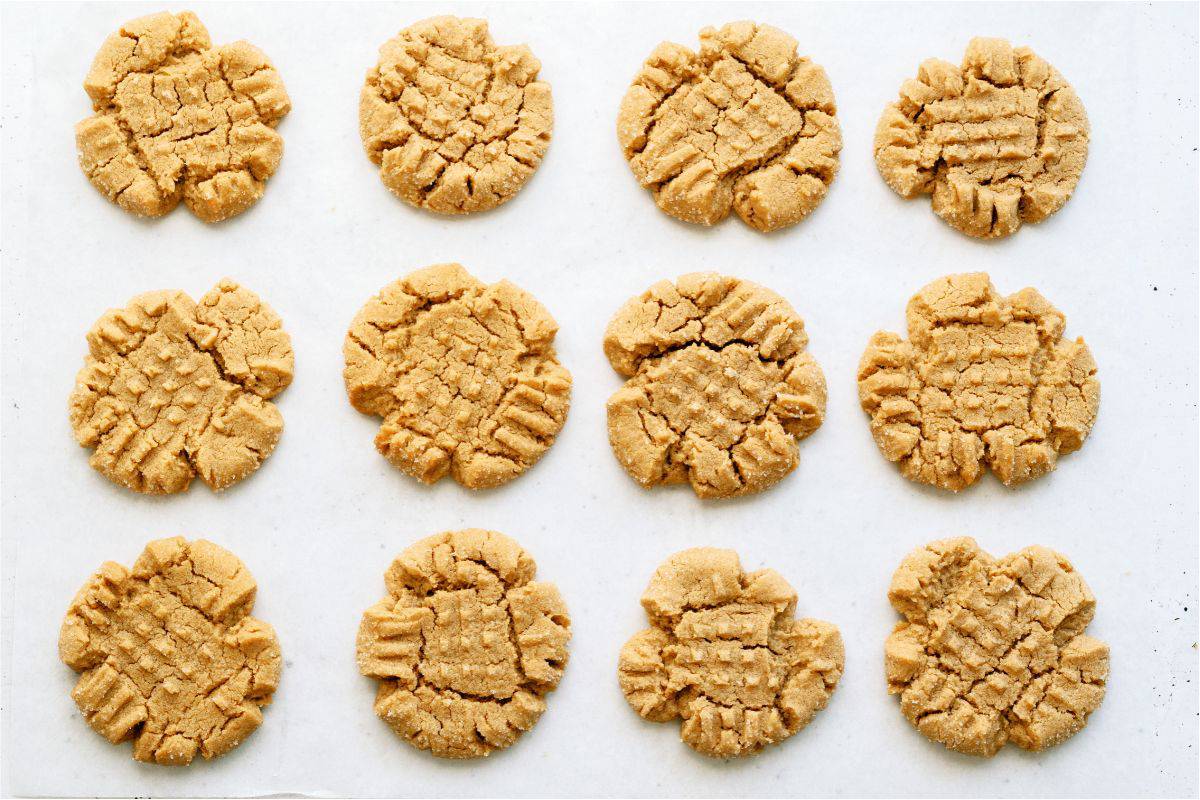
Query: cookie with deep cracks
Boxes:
[
  {"xmin": 360, "ymin": 16, "xmax": 553, "ymax": 214},
  {"xmin": 59, "ymin": 537, "xmax": 281, "ymax": 765},
  {"xmin": 76, "ymin": 11, "xmax": 290, "ymax": 222},
  {"xmin": 618, "ymin": 21, "xmax": 840, "ymax": 232},
  {"xmin": 618, "ymin": 547, "xmax": 843, "ymax": 757},
  {"xmin": 874, "ymin": 37, "xmax": 1088, "ymax": 238},
  {"xmin": 605, "ymin": 272, "xmax": 825, "ymax": 498},
  {"xmin": 344, "ymin": 263, "xmax": 571, "ymax": 489},
  {"xmin": 886, "ymin": 537, "xmax": 1108, "ymax": 756},
  {"xmin": 356, "ymin": 529, "xmax": 571, "ymax": 758},
  {"xmin": 69, "ymin": 279, "xmax": 294, "ymax": 495}
]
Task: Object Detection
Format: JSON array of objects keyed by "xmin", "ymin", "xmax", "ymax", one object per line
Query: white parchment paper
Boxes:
[{"xmin": 2, "ymin": 2, "xmax": 1197, "ymax": 797}]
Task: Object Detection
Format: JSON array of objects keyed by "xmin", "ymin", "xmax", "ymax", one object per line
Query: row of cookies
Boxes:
[
  {"xmin": 60, "ymin": 531, "xmax": 1108, "ymax": 765},
  {"xmin": 78, "ymin": 12, "xmax": 1088, "ymax": 238},
  {"xmin": 70, "ymin": 267, "xmax": 1101, "ymax": 497}
]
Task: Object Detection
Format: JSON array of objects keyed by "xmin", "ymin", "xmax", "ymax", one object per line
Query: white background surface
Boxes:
[{"xmin": 2, "ymin": 2, "xmax": 1198, "ymax": 798}]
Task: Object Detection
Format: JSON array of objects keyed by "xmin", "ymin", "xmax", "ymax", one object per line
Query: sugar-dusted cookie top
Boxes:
[
  {"xmin": 619, "ymin": 547, "xmax": 843, "ymax": 757},
  {"xmin": 357, "ymin": 529, "xmax": 571, "ymax": 758},
  {"xmin": 874, "ymin": 37, "xmax": 1088, "ymax": 238},
  {"xmin": 886, "ymin": 537, "xmax": 1108, "ymax": 756},
  {"xmin": 76, "ymin": 11, "xmax": 291, "ymax": 221},
  {"xmin": 360, "ymin": 16, "xmax": 552, "ymax": 214},
  {"xmin": 59, "ymin": 537, "xmax": 281, "ymax": 765},
  {"xmin": 605, "ymin": 273, "xmax": 825, "ymax": 498},
  {"xmin": 344, "ymin": 263, "xmax": 571, "ymax": 489},
  {"xmin": 618, "ymin": 21, "xmax": 840, "ymax": 232},
  {"xmin": 857, "ymin": 272, "xmax": 1099, "ymax": 491},
  {"xmin": 70, "ymin": 279, "xmax": 294, "ymax": 494}
]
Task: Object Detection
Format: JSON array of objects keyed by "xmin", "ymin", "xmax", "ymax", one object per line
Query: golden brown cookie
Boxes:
[
  {"xmin": 605, "ymin": 273, "xmax": 825, "ymax": 498},
  {"xmin": 886, "ymin": 537, "xmax": 1109, "ymax": 756},
  {"xmin": 360, "ymin": 16, "xmax": 552, "ymax": 214},
  {"xmin": 59, "ymin": 537, "xmax": 281, "ymax": 766},
  {"xmin": 69, "ymin": 279, "xmax": 294, "ymax": 495},
  {"xmin": 874, "ymin": 37, "xmax": 1088, "ymax": 238},
  {"xmin": 344, "ymin": 264, "xmax": 571, "ymax": 489},
  {"xmin": 76, "ymin": 11, "xmax": 291, "ymax": 222},
  {"xmin": 357, "ymin": 529, "xmax": 571, "ymax": 758},
  {"xmin": 618, "ymin": 548, "xmax": 842, "ymax": 757},
  {"xmin": 857, "ymin": 273, "xmax": 1099, "ymax": 492},
  {"xmin": 617, "ymin": 21, "xmax": 840, "ymax": 232}
]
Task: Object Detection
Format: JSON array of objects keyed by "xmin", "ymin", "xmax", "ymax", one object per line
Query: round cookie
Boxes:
[
  {"xmin": 59, "ymin": 537, "xmax": 281, "ymax": 766},
  {"xmin": 857, "ymin": 272, "xmax": 1099, "ymax": 492},
  {"xmin": 76, "ymin": 11, "xmax": 291, "ymax": 222},
  {"xmin": 617, "ymin": 21, "xmax": 841, "ymax": 232},
  {"xmin": 618, "ymin": 547, "xmax": 843, "ymax": 758},
  {"xmin": 359, "ymin": 16, "xmax": 553, "ymax": 214},
  {"xmin": 605, "ymin": 273, "xmax": 825, "ymax": 498},
  {"xmin": 886, "ymin": 537, "xmax": 1109, "ymax": 756},
  {"xmin": 874, "ymin": 37, "xmax": 1089, "ymax": 238},
  {"xmin": 70, "ymin": 279, "xmax": 294, "ymax": 494},
  {"xmin": 343, "ymin": 264, "xmax": 571, "ymax": 489},
  {"xmin": 356, "ymin": 529, "xmax": 571, "ymax": 758}
]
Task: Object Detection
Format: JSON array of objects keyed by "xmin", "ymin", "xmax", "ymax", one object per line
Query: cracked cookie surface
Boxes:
[
  {"xmin": 357, "ymin": 529, "xmax": 571, "ymax": 758},
  {"xmin": 857, "ymin": 272, "xmax": 1098, "ymax": 492},
  {"xmin": 69, "ymin": 279, "xmax": 294, "ymax": 494},
  {"xmin": 360, "ymin": 16, "xmax": 552, "ymax": 214},
  {"xmin": 618, "ymin": 548, "xmax": 842, "ymax": 757},
  {"xmin": 617, "ymin": 21, "xmax": 840, "ymax": 232},
  {"xmin": 77, "ymin": 11, "xmax": 290, "ymax": 222},
  {"xmin": 344, "ymin": 263, "xmax": 571, "ymax": 489},
  {"xmin": 886, "ymin": 537, "xmax": 1108, "ymax": 756},
  {"xmin": 59, "ymin": 537, "xmax": 281, "ymax": 766},
  {"xmin": 874, "ymin": 37, "xmax": 1088, "ymax": 238},
  {"xmin": 605, "ymin": 273, "xmax": 825, "ymax": 498}
]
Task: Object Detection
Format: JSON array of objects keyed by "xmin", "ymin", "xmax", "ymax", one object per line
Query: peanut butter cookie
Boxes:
[
  {"xmin": 886, "ymin": 537, "xmax": 1108, "ymax": 756},
  {"xmin": 59, "ymin": 537, "xmax": 281, "ymax": 766},
  {"xmin": 618, "ymin": 21, "xmax": 840, "ymax": 232},
  {"xmin": 77, "ymin": 11, "xmax": 291, "ymax": 222},
  {"xmin": 857, "ymin": 273, "xmax": 1099, "ymax": 491},
  {"xmin": 69, "ymin": 279, "xmax": 293, "ymax": 495},
  {"xmin": 357, "ymin": 529, "xmax": 571, "ymax": 758},
  {"xmin": 344, "ymin": 264, "xmax": 571, "ymax": 489},
  {"xmin": 619, "ymin": 548, "xmax": 843, "ymax": 757},
  {"xmin": 360, "ymin": 16, "xmax": 552, "ymax": 214},
  {"xmin": 605, "ymin": 273, "xmax": 825, "ymax": 498},
  {"xmin": 875, "ymin": 37, "xmax": 1088, "ymax": 238}
]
